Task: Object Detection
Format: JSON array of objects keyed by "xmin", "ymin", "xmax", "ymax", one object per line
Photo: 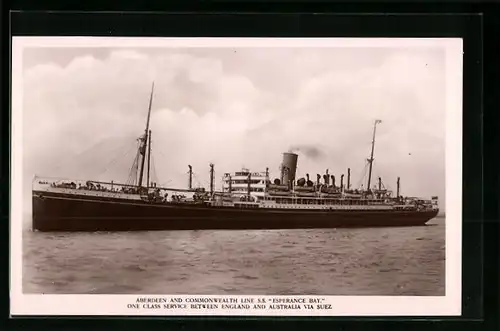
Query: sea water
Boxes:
[{"xmin": 21, "ymin": 216, "xmax": 445, "ymax": 295}]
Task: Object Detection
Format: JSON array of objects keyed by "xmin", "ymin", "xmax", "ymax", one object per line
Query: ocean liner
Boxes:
[{"xmin": 32, "ymin": 83, "xmax": 439, "ymax": 232}]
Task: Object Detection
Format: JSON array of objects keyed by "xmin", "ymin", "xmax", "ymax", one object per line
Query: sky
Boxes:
[{"xmin": 21, "ymin": 43, "xmax": 447, "ymax": 211}]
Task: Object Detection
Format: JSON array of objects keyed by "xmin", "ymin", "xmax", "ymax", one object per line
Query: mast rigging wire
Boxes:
[
  {"xmin": 126, "ymin": 140, "xmax": 142, "ymax": 186},
  {"xmin": 95, "ymin": 143, "xmax": 138, "ymax": 179},
  {"xmin": 45, "ymin": 136, "xmax": 137, "ymax": 176},
  {"xmin": 149, "ymin": 146, "xmax": 160, "ymax": 185}
]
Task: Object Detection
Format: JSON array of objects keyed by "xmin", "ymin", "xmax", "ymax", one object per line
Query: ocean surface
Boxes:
[{"xmin": 22, "ymin": 216, "xmax": 445, "ymax": 295}]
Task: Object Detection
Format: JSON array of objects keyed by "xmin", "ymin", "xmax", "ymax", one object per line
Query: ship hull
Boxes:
[{"xmin": 32, "ymin": 191, "xmax": 439, "ymax": 232}]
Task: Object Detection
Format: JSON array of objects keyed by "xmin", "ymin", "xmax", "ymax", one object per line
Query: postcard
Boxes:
[{"xmin": 11, "ymin": 37, "xmax": 462, "ymax": 316}]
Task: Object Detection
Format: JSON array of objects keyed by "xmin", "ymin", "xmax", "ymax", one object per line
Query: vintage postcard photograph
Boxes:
[{"xmin": 10, "ymin": 37, "xmax": 462, "ymax": 316}]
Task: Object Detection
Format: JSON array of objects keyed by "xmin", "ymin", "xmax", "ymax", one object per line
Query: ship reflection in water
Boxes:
[{"xmin": 23, "ymin": 215, "xmax": 445, "ymax": 296}]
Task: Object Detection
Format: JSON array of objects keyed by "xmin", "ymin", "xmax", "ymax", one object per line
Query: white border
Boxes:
[{"xmin": 10, "ymin": 37, "xmax": 463, "ymax": 316}]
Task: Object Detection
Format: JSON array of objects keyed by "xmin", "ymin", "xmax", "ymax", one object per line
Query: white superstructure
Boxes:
[{"xmin": 222, "ymin": 168, "xmax": 268, "ymax": 200}]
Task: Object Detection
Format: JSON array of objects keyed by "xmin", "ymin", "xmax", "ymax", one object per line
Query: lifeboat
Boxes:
[
  {"xmin": 295, "ymin": 191, "xmax": 316, "ymax": 197},
  {"xmin": 267, "ymin": 184, "xmax": 290, "ymax": 191},
  {"xmin": 267, "ymin": 190, "xmax": 292, "ymax": 196},
  {"xmin": 295, "ymin": 186, "xmax": 315, "ymax": 192}
]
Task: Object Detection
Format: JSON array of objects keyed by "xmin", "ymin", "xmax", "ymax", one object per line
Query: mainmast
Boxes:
[
  {"xmin": 147, "ymin": 130, "xmax": 152, "ymax": 189},
  {"xmin": 367, "ymin": 119, "xmax": 382, "ymax": 194},
  {"xmin": 138, "ymin": 82, "xmax": 155, "ymax": 189}
]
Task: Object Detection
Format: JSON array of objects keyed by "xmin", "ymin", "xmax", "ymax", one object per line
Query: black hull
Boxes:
[{"xmin": 32, "ymin": 191, "xmax": 439, "ymax": 232}]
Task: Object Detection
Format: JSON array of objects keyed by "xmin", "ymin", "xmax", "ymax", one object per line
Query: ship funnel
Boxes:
[
  {"xmin": 340, "ymin": 174, "xmax": 344, "ymax": 190},
  {"xmin": 188, "ymin": 165, "xmax": 193, "ymax": 190},
  {"xmin": 281, "ymin": 152, "xmax": 298, "ymax": 186},
  {"xmin": 331, "ymin": 175, "xmax": 336, "ymax": 188},
  {"xmin": 209, "ymin": 163, "xmax": 215, "ymax": 195}
]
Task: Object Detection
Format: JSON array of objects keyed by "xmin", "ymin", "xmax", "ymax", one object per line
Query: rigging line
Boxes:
[
  {"xmin": 356, "ymin": 162, "xmax": 368, "ymax": 182},
  {"xmin": 373, "ymin": 169, "xmax": 392, "ymax": 191},
  {"xmin": 49, "ymin": 136, "xmax": 140, "ymax": 176},
  {"xmin": 369, "ymin": 160, "xmax": 381, "ymax": 189},
  {"xmin": 81, "ymin": 136, "xmax": 137, "ymax": 163},
  {"xmin": 126, "ymin": 146, "xmax": 141, "ymax": 186},
  {"xmin": 96, "ymin": 143, "xmax": 139, "ymax": 178},
  {"xmin": 46, "ymin": 139, "xmax": 110, "ymax": 174},
  {"xmin": 77, "ymin": 136, "xmax": 137, "ymax": 159},
  {"xmin": 192, "ymin": 173, "xmax": 208, "ymax": 188},
  {"xmin": 150, "ymin": 150, "xmax": 159, "ymax": 184},
  {"xmin": 191, "ymin": 173, "xmax": 203, "ymax": 187},
  {"xmin": 151, "ymin": 145, "xmax": 172, "ymax": 161},
  {"xmin": 355, "ymin": 163, "xmax": 369, "ymax": 189}
]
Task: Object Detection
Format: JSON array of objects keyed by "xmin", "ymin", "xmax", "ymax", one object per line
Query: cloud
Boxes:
[{"xmin": 22, "ymin": 46, "xmax": 447, "ymax": 212}]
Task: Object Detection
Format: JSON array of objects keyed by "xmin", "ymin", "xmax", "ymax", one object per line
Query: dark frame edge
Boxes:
[{"xmin": 4, "ymin": 8, "xmax": 495, "ymax": 331}]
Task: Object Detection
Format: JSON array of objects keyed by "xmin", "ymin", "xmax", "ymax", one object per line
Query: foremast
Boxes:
[
  {"xmin": 366, "ymin": 119, "xmax": 382, "ymax": 194},
  {"xmin": 137, "ymin": 82, "xmax": 155, "ymax": 190}
]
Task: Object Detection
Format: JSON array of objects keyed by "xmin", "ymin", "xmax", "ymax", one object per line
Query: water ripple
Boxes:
[{"xmin": 22, "ymin": 217, "xmax": 446, "ymax": 295}]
